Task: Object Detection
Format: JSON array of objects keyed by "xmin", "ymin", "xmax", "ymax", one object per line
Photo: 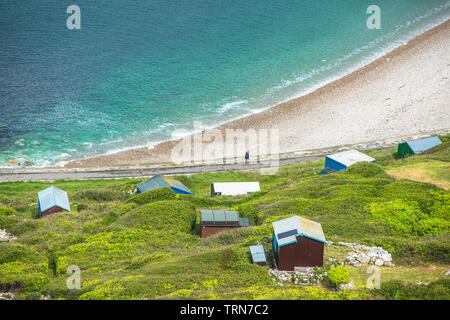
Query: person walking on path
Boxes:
[{"xmin": 245, "ymin": 151, "xmax": 250, "ymax": 166}]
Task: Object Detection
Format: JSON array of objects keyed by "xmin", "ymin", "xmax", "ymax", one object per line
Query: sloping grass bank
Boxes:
[{"xmin": 0, "ymin": 136, "xmax": 449, "ymax": 300}]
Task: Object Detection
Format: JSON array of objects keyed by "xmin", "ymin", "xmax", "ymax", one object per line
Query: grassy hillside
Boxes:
[{"xmin": 0, "ymin": 136, "xmax": 449, "ymax": 300}]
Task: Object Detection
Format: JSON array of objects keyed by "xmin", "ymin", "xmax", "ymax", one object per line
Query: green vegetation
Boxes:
[
  {"xmin": 327, "ymin": 267, "xmax": 351, "ymax": 287},
  {"xmin": 0, "ymin": 134, "xmax": 448, "ymax": 300}
]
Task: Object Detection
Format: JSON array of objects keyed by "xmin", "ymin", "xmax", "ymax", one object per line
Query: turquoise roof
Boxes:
[
  {"xmin": 239, "ymin": 217, "xmax": 251, "ymax": 227},
  {"xmin": 250, "ymin": 245, "xmax": 266, "ymax": 263},
  {"xmin": 272, "ymin": 215, "xmax": 326, "ymax": 249},
  {"xmin": 38, "ymin": 186, "xmax": 70, "ymax": 213},
  {"xmin": 137, "ymin": 175, "xmax": 193, "ymax": 195},
  {"xmin": 200, "ymin": 210, "xmax": 239, "ymax": 226},
  {"xmin": 406, "ymin": 136, "xmax": 442, "ymax": 154}
]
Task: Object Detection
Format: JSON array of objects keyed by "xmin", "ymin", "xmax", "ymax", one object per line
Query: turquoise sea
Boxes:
[{"xmin": 1, "ymin": 0, "xmax": 449, "ymax": 166}]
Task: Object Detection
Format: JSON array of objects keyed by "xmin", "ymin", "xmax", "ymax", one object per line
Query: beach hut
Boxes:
[
  {"xmin": 239, "ymin": 217, "xmax": 251, "ymax": 227},
  {"xmin": 397, "ymin": 136, "xmax": 442, "ymax": 158},
  {"xmin": 321, "ymin": 149, "xmax": 375, "ymax": 174},
  {"xmin": 249, "ymin": 245, "xmax": 267, "ymax": 266},
  {"xmin": 38, "ymin": 186, "xmax": 70, "ymax": 218},
  {"xmin": 272, "ymin": 215, "xmax": 326, "ymax": 270},
  {"xmin": 199, "ymin": 210, "xmax": 249, "ymax": 238},
  {"xmin": 136, "ymin": 175, "xmax": 193, "ymax": 195},
  {"xmin": 210, "ymin": 182, "xmax": 260, "ymax": 197}
]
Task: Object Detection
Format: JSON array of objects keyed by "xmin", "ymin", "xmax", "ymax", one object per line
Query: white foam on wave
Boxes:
[
  {"xmin": 265, "ymin": 3, "xmax": 450, "ymax": 103},
  {"xmin": 217, "ymin": 100, "xmax": 248, "ymax": 114}
]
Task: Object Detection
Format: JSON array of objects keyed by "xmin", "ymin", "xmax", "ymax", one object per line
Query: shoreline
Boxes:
[
  {"xmin": 6, "ymin": 20, "xmax": 450, "ymax": 169},
  {"xmin": 63, "ymin": 18, "xmax": 449, "ymax": 169}
]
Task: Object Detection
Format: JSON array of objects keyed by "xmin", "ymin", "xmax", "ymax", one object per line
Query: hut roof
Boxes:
[
  {"xmin": 38, "ymin": 186, "xmax": 70, "ymax": 213},
  {"xmin": 405, "ymin": 136, "xmax": 442, "ymax": 154},
  {"xmin": 239, "ymin": 217, "xmax": 251, "ymax": 227},
  {"xmin": 137, "ymin": 175, "xmax": 193, "ymax": 195},
  {"xmin": 211, "ymin": 182, "xmax": 260, "ymax": 196},
  {"xmin": 200, "ymin": 210, "xmax": 240, "ymax": 226},
  {"xmin": 326, "ymin": 150, "xmax": 375, "ymax": 168},
  {"xmin": 250, "ymin": 245, "xmax": 266, "ymax": 263},
  {"xmin": 272, "ymin": 216, "xmax": 326, "ymax": 247}
]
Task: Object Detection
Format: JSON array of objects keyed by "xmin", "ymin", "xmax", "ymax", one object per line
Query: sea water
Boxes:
[{"xmin": 0, "ymin": 0, "xmax": 449, "ymax": 166}]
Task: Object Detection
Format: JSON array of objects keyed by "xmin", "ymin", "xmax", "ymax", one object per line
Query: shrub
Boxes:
[
  {"xmin": 361, "ymin": 236, "xmax": 450, "ymax": 264},
  {"xmin": 0, "ymin": 262, "xmax": 50, "ymax": 291},
  {"xmin": 126, "ymin": 188, "xmax": 176, "ymax": 205},
  {"xmin": 47, "ymin": 252, "xmax": 58, "ymax": 276},
  {"xmin": 378, "ymin": 280, "xmax": 404, "ymax": 300},
  {"xmin": 74, "ymin": 189, "xmax": 120, "ymax": 202},
  {"xmin": 0, "ymin": 243, "xmax": 42, "ymax": 264},
  {"xmin": 0, "ymin": 206, "xmax": 17, "ymax": 216},
  {"xmin": 347, "ymin": 162, "xmax": 387, "ymax": 178},
  {"xmin": 397, "ymin": 279, "xmax": 449, "ymax": 300},
  {"xmin": 219, "ymin": 247, "xmax": 251, "ymax": 270},
  {"xmin": 0, "ymin": 214, "xmax": 19, "ymax": 230},
  {"xmin": 25, "ymin": 292, "xmax": 42, "ymax": 300},
  {"xmin": 327, "ymin": 266, "xmax": 351, "ymax": 287},
  {"xmin": 116, "ymin": 200, "xmax": 197, "ymax": 233},
  {"xmin": 378, "ymin": 279, "xmax": 450, "ymax": 300}
]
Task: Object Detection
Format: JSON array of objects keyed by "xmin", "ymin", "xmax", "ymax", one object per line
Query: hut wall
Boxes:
[
  {"xmin": 324, "ymin": 157, "xmax": 347, "ymax": 172},
  {"xmin": 276, "ymin": 237, "xmax": 324, "ymax": 270},
  {"xmin": 200, "ymin": 225, "xmax": 240, "ymax": 238},
  {"xmin": 41, "ymin": 206, "xmax": 65, "ymax": 218}
]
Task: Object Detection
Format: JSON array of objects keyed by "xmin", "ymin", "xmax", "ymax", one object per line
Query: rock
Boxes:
[
  {"xmin": 23, "ymin": 161, "xmax": 34, "ymax": 166},
  {"xmin": 380, "ymin": 253, "xmax": 392, "ymax": 262},
  {"xmin": 359, "ymin": 254, "xmax": 370, "ymax": 264},
  {"xmin": 5, "ymin": 160, "xmax": 20, "ymax": 166},
  {"xmin": 0, "ymin": 229, "xmax": 16, "ymax": 242},
  {"xmin": 341, "ymin": 242, "xmax": 393, "ymax": 267},
  {"xmin": 0, "ymin": 292, "xmax": 15, "ymax": 300},
  {"xmin": 338, "ymin": 280, "xmax": 354, "ymax": 291},
  {"xmin": 374, "ymin": 259, "xmax": 384, "ymax": 266}
]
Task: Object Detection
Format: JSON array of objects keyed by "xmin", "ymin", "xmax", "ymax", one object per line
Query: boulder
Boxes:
[
  {"xmin": 338, "ymin": 280, "xmax": 354, "ymax": 291},
  {"xmin": 374, "ymin": 259, "xmax": 384, "ymax": 266}
]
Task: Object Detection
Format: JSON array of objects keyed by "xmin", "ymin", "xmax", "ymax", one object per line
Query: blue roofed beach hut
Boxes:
[
  {"xmin": 136, "ymin": 175, "xmax": 193, "ymax": 195},
  {"xmin": 38, "ymin": 186, "xmax": 70, "ymax": 218},
  {"xmin": 321, "ymin": 149, "xmax": 375, "ymax": 174},
  {"xmin": 397, "ymin": 136, "xmax": 442, "ymax": 158},
  {"xmin": 249, "ymin": 245, "xmax": 267, "ymax": 266}
]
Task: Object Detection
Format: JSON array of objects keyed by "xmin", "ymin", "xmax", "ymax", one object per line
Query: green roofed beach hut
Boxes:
[
  {"xmin": 397, "ymin": 136, "xmax": 442, "ymax": 158},
  {"xmin": 250, "ymin": 245, "xmax": 267, "ymax": 266},
  {"xmin": 272, "ymin": 215, "xmax": 326, "ymax": 270},
  {"xmin": 136, "ymin": 175, "xmax": 193, "ymax": 195},
  {"xmin": 200, "ymin": 209, "xmax": 249, "ymax": 238},
  {"xmin": 38, "ymin": 186, "xmax": 70, "ymax": 218}
]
